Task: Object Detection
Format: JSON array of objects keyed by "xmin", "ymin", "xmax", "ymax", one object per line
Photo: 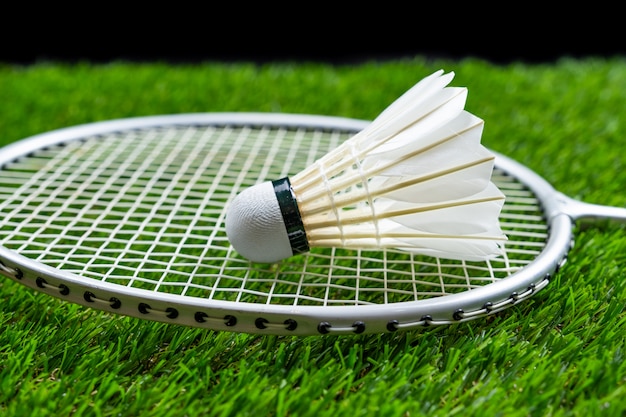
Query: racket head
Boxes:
[{"xmin": 0, "ymin": 113, "xmax": 571, "ymax": 335}]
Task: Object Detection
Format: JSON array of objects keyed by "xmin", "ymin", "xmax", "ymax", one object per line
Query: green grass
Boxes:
[{"xmin": 2, "ymin": 56, "xmax": 626, "ymax": 416}]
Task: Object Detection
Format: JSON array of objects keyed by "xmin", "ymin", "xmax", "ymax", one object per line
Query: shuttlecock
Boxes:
[{"xmin": 225, "ymin": 70, "xmax": 507, "ymax": 264}]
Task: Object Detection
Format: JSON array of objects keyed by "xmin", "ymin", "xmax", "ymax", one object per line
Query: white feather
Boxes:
[{"xmin": 226, "ymin": 69, "xmax": 507, "ymax": 263}]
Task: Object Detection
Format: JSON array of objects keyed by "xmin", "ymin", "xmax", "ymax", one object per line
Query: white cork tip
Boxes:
[{"xmin": 225, "ymin": 181, "xmax": 293, "ymax": 263}]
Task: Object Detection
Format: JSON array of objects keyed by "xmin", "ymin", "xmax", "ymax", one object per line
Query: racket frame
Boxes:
[{"xmin": 0, "ymin": 113, "xmax": 573, "ymax": 335}]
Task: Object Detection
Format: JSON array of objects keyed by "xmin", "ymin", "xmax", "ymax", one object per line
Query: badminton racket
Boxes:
[{"xmin": 1, "ymin": 112, "xmax": 624, "ymax": 335}]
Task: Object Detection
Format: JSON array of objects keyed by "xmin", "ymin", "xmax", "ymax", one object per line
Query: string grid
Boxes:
[{"xmin": 0, "ymin": 124, "xmax": 546, "ymax": 308}]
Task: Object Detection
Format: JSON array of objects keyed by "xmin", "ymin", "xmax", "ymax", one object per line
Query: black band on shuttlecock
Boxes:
[{"xmin": 272, "ymin": 177, "xmax": 310, "ymax": 255}]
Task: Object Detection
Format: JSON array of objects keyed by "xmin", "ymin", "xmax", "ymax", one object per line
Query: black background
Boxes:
[{"xmin": 2, "ymin": 10, "xmax": 624, "ymax": 66}]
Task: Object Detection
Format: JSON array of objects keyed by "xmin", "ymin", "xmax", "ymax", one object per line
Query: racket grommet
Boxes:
[
  {"xmin": 224, "ymin": 315, "xmax": 237, "ymax": 326},
  {"xmin": 13, "ymin": 267, "xmax": 23, "ymax": 280},
  {"xmin": 109, "ymin": 298, "xmax": 121, "ymax": 309},
  {"xmin": 59, "ymin": 284, "xmax": 70, "ymax": 296},
  {"xmin": 0, "ymin": 261, "xmax": 22, "ymax": 280},
  {"xmin": 386, "ymin": 320, "xmax": 399, "ymax": 332},
  {"xmin": 138, "ymin": 303, "xmax": 151, "ymax": 314},
  {"xmin": 510, "ymin": 292, "xmax": 519, "ymax": 302},
  {"xmin": 36, "ymin": 277, "xmax": 47, "ymax": 289},
  {"xmin": 84, "ymin": 291, "xmax": 95, "ymax": 303},
  {"xmin": 166, "ymin": 308, "xmax": 179, "ymax": 319},
  {"xmin": 352, "ymin": 321, "xmax": 365, "ymax": 334},
  {"xmin": 255, "ymin": 318, "xmax": 269, "ymax": 329},
  {"xmin": 420, "ymin": 315, "xmax": 432, "ymax": 326},
  {"xmin": 317, "ymin": 322, "xmax": 331, "ymax": 334},
  {"xmin": 453, "ymin": 309, "xmax": 464, "ymax": 321},
  {"xmin": 483, "ymin": 302, "xmax": 493, "ymax": 313},
  {"xmin": 195, "ymin": 312, "xmax": 208, "ymax": 323},
  {"xmin": 284, "ymin": 319, "xmax": 297, "ymax": 331}
]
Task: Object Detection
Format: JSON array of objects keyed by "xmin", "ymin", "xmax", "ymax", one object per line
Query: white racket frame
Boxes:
[{"xmin": 1, "ymin": 113, "xmax": 624, "ymax": 335}]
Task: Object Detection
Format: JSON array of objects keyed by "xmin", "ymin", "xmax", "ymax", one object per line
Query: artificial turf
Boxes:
[{"xmin": 1, "ymin": 56, "xmax": 626, "ymax": 416}]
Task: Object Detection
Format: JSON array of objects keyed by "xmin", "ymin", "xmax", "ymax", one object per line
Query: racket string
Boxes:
[{"xmin": 0, "ymin": 122, "xmax": 554, "ymax": 333}]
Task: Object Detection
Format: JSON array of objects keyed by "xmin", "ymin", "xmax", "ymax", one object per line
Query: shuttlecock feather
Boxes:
[{"xmin": 225, "ymin": 70, "xmax": 507, "ymax": 263}]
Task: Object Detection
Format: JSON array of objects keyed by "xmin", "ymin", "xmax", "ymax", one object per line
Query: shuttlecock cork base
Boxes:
[
  {"xmin": 226, "ymin": 70, "xmax": 507, "ymax": 264},
  {"xmin": 226, "ymin": 178, "xmax": 309, "ymax": 263}
]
